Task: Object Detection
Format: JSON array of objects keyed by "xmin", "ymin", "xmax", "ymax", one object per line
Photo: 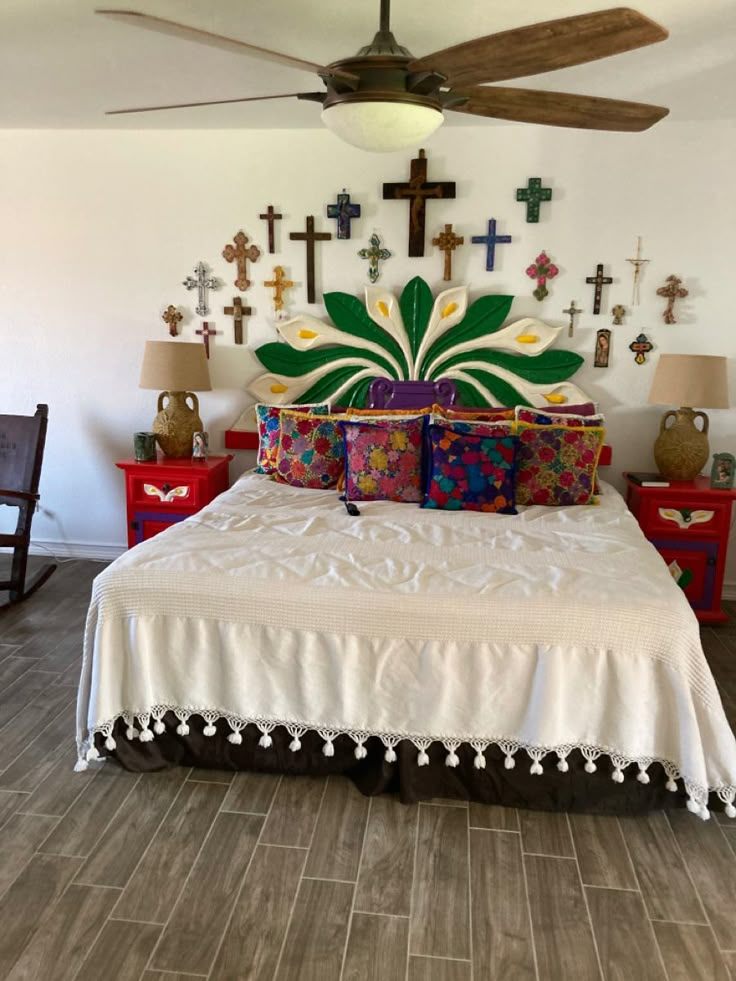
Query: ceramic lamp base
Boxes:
[
  {"xmin": 653, "ymin": 406, "xmax": 710, "ymax": 481},
  {"xmin": 152, "ymin": 390, "xmax": 203, "ymax": 458}
]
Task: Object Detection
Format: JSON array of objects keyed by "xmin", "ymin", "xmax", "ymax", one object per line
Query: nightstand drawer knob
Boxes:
[{"xmin": 143, "ymin": 482, "xmax": 190, "ymax": 503}]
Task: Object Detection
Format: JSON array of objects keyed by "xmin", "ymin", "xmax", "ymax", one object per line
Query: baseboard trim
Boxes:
[
  {"xmin": 27, "ymin": 541, "xmax": 125, "ymax": 562},
  {"xmin": 723, "ymin": 583, "xmax": 736, "ymax": 601}
]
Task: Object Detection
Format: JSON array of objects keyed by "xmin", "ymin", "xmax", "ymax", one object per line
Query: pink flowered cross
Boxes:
[{"xmin": 526, "ymin": 251, "xmax": 559, "ymax": 302}]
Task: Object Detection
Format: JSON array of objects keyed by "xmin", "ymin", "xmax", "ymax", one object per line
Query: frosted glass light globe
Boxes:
[{"xmin": 322, "ymin": 101, "xmax": 444, "ymax": 152}]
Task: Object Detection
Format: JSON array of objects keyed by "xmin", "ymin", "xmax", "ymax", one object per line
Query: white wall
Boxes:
[{"xmin": 1, "ymin": 123, "xmax": 735, "ymax": 581}]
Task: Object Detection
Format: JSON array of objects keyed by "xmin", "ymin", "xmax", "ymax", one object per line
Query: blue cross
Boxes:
[
  {"xmin": 471, "ymin": 219, "xmax": 512, "ymax": 271},
  {"xmin": 327, "ymin": 190, "xmax": 361, "ymax": 240}
]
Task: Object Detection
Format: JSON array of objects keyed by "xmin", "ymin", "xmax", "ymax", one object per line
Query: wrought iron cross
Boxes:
[
  {"xmin": 471, "ymin": 218, "xmax": 512, "ymax": 272},
  {"xmin": 327, "ymin": 190, "xmax": 361, "ymax": 240},
  {"xmin": 383, "ymin": 148, "xmax": 456, "ymax": 257},
  {"xmin": 259, "ymin": 205, "xmax": 283, "ymax": 254},
  {"xmin": 161, "ymin": 304, "xmax": 182, "ymax": 337},
  {"xmin": 629, "ymin": 333, "xmax": 653, "ymax": 365},
  {"xmin": 432, "ymin": 223, "xmax": 464, "ymax": 281},
  {"xmin": 585, "ymin": 263, "xmax": 613, "ymax": 315},
  {"xmin": 264, "ymin": 265, "xmax": 295, "ymax": 313},
  {"xmin": 289, "ymin": 216, "xmax": 331, "ymax": 303},
  {"xmin": 562, "ymin": 300, "xmax": 583, "ymax": 338},
  {"xmin": 516, "ymin": 177, "xmax": 552, "ymax": 223},
  {"xmin": 656, "ymin": 275, "xmax": 689, "ymax": 324},
  {"xmin": 358, "ymin": 233, "xmax": 392, "ymax": 284},
  {"xmin": 183, "ymin": 262, "xmax": 219, "ymax": 317},
  {"xmin": 224, "ymin": 296, "xmax": 251, "ymax": 345},
  {"xmin": 222, "ymin": 231, "xmax": 261, "ymax": 292},
  {"xmin": 196, "ymin": 321, "xmax": 218, "ymax": 359},
  {"xmin": 626, "ymin": 236, "xmax": 649, "ymax": 305}
]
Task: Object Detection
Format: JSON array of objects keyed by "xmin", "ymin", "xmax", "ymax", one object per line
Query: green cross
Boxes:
[
  {"xmin": 358, "ymin": 233, "xmax": 392, "ymax": 284},
  {"xmin": 516, "ymin": 177, "xmax": 552, "ymax": 223}
]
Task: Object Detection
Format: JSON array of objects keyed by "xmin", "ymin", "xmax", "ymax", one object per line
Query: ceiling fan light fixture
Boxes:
[{"xmin": 321, "ymin": 100, "xmax": 443, "ymax": 152}]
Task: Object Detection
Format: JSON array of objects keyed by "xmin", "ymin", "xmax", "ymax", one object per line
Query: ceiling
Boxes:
[{"xmin": 1, "ymin": 0, "xmax": 734, "ymax": 129}]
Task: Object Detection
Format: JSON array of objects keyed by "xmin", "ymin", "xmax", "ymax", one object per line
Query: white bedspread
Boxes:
[{"xmin": 77, "ymin": 472, "xmax": 736, "ymax": 813}]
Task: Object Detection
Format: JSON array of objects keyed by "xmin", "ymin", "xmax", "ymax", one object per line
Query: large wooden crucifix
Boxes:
[
  {"xmin": 432, "ymin": 224, "xmax": 464, "ymax": 282},
  {"xmin": 224, "ymin": 296, "xmax": 251, "ymax": 345},
  {"xmin": 289, "ymin": 216, "xmax": 331, "ymax": 303},
  {"xmin": 222, "ymin": 231, "xmax": 261, "ymax": 292},
  {"xmin": 383, "ymin": 149, "xmax": 456, "ymax": 257},
  {"xmin": 183, "ymin": 262, "xmax": 220, "ymax": 317},
  {"xmin": 259, "ymin": 205, "xmax": 283, "ymax": 254},
  {"xmin": 264, "ymin": 265, "xmax": 295, "ymax": 314},
  {"xmin": 656, "ymin": 275, "xmax": 689, "ymax": 324},
  {"xmin": 585, "ymin": 263, "xmax": 613, "ymax": 315},
  {"xmin": 471, "ymin": 218, "xmax": 512, "ymax": 271}
]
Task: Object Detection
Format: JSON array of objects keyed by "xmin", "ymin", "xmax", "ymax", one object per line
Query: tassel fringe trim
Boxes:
[{"xmin": 77, "ymin": 708, "xmax": 734, "ymax": 821}]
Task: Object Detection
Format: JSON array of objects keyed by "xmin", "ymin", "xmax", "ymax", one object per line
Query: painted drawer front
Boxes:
[
  {"xmin": 651, "ymin": 537, "xmax": 718, "ymax": 611},
  {"xmin": 129, "ymin": 474, "xmax": 201, "ymax": 509},
  {"xmin": 641, "ymin": 498, "xmax": 729, "ymax": 540},
  {"xmin": 132, "ymin": 511, "xmax": 189, "ymax": 545}
]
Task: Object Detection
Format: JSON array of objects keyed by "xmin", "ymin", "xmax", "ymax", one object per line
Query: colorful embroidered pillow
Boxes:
[
  {"xmin": 340, "ymin": 417, "xmax": 426, "ymax": 503},
  {"xmin": 516, "ymin": 407, "xmax": 604, "ymax": 427},
  {"xmin": 434, "ymin": 404, "xmax": 515, "ymax": 422},
  {"xmin": 273, "ymin": 410, "xmax": 345, "ymax": 489},
  {"xmin": 345, "ymin": 406, "xmax": 433, "ymax": 417},
  {"xmin": 515, "ymin": 424, "xmax": 605, "ymax": 506},
  {"xmin": 423, "ymin": 423, "xmax": 518, "ymax": 514},
  {"xmin": 255, "ymin": 402, "xmax": 329, "ymax": 474}
]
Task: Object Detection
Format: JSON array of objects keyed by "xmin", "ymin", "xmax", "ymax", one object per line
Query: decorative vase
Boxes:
[
  {"xmin": 152, "ymin": 391, "xmax": 203, "ymax": 458},
  {"xmin": 653, "ymin": 407, "xmax": 710, "ymax": 481}
]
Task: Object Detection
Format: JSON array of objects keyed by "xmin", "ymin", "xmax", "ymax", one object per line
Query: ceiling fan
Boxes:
[{"xmin": 96, "ymin": 2, "xmax": 670, "ymax": 152}]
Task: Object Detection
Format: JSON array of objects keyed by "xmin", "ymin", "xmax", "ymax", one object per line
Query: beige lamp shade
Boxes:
[
  {"xmin": 139, "ymin": 341, "xmax": 211, "ymax": 458},
  {"xmin": 139, "ymin": 341, "xmax": 211, "ymax": 392},
  {"xmin": 648, "ymin": 354, "xmax": 729, "ymax": 481}
]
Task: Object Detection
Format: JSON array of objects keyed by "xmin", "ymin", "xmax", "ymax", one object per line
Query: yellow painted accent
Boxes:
[
  {"xmin": 441, "ymin": 302, "xmax": 458, "ymax": 318},
  {"xmin": 516, "ymin": 334, "xmax": 539, "ymax": 344},
  {"xmin": 376, "ymin": 300, "xmax": 389, "ymax": 317},
  {"xmin": 543, "ymin": 393, "xmax": 567, "ymax": 404},
  {"xmin": 270, "ymin": 384, "xmax": 288, "ymax": 394},
  {"xmin": 298, "ymin": 329, "xmax": 318, "ymax": 339}
]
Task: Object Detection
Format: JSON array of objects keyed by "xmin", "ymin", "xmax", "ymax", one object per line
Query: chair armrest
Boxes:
[{"xmin": 0, "ymin": 488, "xmax": 39, "ymax": 502}]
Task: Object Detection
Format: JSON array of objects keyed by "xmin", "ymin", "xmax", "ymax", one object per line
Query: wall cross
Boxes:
[
  {"xmin": 383, "ymin": 148, "xmax": 456, "ymax": 257},
  {"xmin": 289, "ymin": 216, "xmax": 331, "ymax": 303},
  {"xmin": 562, "ymin": 300, "xmax": 583, "ymax": 338},
  {"xmin": 222, "ymin": 231, "xmax": 261, "ymax": 292},
  {"xmin": 585, "ymin": 263, "xmax": 613, "ymax": 315},
  {"xmin": 656, "ymin": 275, "xmax": 689, "ymax": 324},
  {"xmin": 264, "ymin": 265, "xmax": 295, "ymax": 313},
  {"xmin": 327, "ymin": 190, "xmax": 361, "ymax": 240},
  {"xmin": 259, "ymin": 205, "xmax": 283, "ymax": 254},
  {"xmin": 358, "ymin": 233, "xmax": 392, "ymax": 284},
  {"xmin": 183, "ymin": 262, "xmax": 219, "ymax": 317},
  {"xmin": 432, "ymin": 223, "xmax": 464, "ymax": 281},
  {"xmin": 161, "ymin": 304, "xmax": 182, "ymax": 337},
  {"xmin": 516, "ymin": 177, "xmax": 552, "ymax": 223},
  {"xmin": 196, "ymin": 321, "xmax": 218, "ymax": 359},
  {"xmin": 471, "ymin": 218, "xmax": 512, "ymax": 271},
  {"xmin": 224, "ymin": 296, "xmax": 251, "ymax": 345}
]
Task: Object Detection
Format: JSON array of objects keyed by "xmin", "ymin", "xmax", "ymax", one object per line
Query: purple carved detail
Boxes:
[{"xmin": 367, "ymin": 377, "xmax": 458, "ymax": 410}]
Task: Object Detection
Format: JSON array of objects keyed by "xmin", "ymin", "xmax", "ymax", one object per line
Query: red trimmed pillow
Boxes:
[
  {"xmin": 515, "ymin": 423, "xmax": 605, "ymax": 506},
  {"xmin": 273, "ymin": 410, "xmax": 345, "ymax": 489},
  {"xmin": 340, "ymin": 416, "xmax": 426, "ymax": 503}
]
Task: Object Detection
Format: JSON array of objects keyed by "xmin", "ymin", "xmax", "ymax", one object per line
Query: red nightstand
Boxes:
[
  {"xmin": 625, "ymin": 474, "xmax": 736, "ymax": 624},
  {"xmin": 116, "ymin": 455, "xmax": 233, "ymax": 548}
]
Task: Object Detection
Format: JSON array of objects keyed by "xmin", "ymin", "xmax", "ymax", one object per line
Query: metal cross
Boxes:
[
  {"xmin": 656, "ymin": 275, "xmax": 689, "ymax": 324},
  {"xmin": 626, "ymin": 236, "xmax": 650, "ymax": 305},
  {"xmin": 161, "ymin": 304, "xmax": 182, "ymax": 337},
  {"xmin": 516, "ymin": 177, "xmax": 552, "ymax": 223},
  {"xmin": 383, "ymin": 148, "xmax": 456, "ymax": 257},
  {"xmin": 264, "ymin": 265, "xmax": 295, "ymax": 314},
  {"xmin": 289, "ymin": 216, "xmax": 331, "ymax": 303},
  {"xmin": 629, "ymin": 333, "xmax": 653, "ymax": 365},
  {"xmin": 327, "ymin": 190, "xmax": 361, "ymax": 240},
  {"xmin": 222, "ymin": 231, "xmax": 261, "ymax": 292},
  {"xmin": 471, "ymin": 218, "xmax": 512, "ymax": 271},
  {"xmin": 562, "ymin": 300, "xmax": 583, "ymax": 338},
  {"xmin": 195, "ymin": 321, "xmax": 218, "ymax": 359},
  {"xmin": 183, "ymin": 262, "xmax": 220, "ymax": 317},
  {"xmin": 585, "ymin": 263, "xmax": 613, "ymax": 315},
  {"xmin": 358, "ymin": 233, "xmax": 392, "ymax": 284},
  {"xmin": 224, "ymin": 296, "xmax": 251, "ymax": 345},
  {"xmin": 259, "ymin": 205, "xmax": 283, "ymax": 254},
  {"xmin": 432, "ymin": 223, "xmax": 464, "ymax": 281}
]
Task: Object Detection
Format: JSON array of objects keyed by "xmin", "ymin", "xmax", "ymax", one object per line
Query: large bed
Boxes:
[{"xmin": 76, "ymin": 468, "xmax": 736, "ymax": 819}]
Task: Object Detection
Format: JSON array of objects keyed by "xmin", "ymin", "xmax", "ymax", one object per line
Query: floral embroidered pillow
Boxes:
[
  {"xmin": 273, "ymin": 410, "xmax": 344, "ymax": 489},
  {"xmin": 515, "ymin": 424, "xmax": 605, "ymax": 506},
  {"xmin": 423, "ymin": 423, "xmax": 518, "ymax": 514},
  {"xmin": 255, "ymin": 402, "xmax": 329, "ymax": 474},
  {"xmin": 341, "ymin": 417, "xmax": 426, "ymax": 503}
]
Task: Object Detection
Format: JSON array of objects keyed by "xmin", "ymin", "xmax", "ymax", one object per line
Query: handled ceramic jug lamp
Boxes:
[
  {"xmin": 139, "ymin": 341, "xmax": 212, "ymax": 458},
  {"xmin": 648, "ymin": 354, "xmax": 729, "ymax": 481}
]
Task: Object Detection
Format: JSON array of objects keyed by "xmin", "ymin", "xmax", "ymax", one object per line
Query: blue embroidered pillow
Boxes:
[{"xmin": 423, "ymin": 423, "xmax": 518, "ymax": 514}]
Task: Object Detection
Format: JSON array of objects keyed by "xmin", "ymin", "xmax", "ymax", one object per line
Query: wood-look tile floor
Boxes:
[{"xmin": 1, "ymin": 559, "xmax": 736, "ymax": 980}]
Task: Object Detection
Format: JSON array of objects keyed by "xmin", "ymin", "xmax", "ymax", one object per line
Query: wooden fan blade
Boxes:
[
  {"xmin": 449, "ymin": 85, "xmax": 669, "ymax": 131},
  {"xmin": 410, "ymin": 8, "xmax": 668, "ymax": 87},
  {"xmin": 105, "ymin": 92, "xmax": 314, "ymax": 115},
  {"xmin": 95, "ymin": 10, "xmax": 359, "ymax": 84}
]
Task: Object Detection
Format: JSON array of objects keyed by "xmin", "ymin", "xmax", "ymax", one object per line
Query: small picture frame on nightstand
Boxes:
[{"xmin": 710, "ymin": 452, "xmax": 735, "ymax": 490}]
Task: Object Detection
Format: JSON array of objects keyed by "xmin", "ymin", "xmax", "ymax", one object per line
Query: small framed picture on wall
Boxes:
[{"xmin": 710, "ymin": 452, "xmax": 735, "ymax": 490}]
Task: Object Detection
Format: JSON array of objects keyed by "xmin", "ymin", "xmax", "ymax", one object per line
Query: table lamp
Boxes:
[
  {"xmin": 648, "ymin": 354, "xmax": 729, "ymax": 481},
  {"xmin": 139, "ymin": 341, "xmax": 211, "ymax": 458}
]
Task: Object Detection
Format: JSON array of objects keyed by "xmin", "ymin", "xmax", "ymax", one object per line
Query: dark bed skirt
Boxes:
[{"xmin": 96, "ymin": 712, "xmax": 710, "ymax": 816}]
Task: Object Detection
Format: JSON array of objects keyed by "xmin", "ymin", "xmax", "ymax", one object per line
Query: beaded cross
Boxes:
[{"xmin": 526, "ymin": 251, "xmax": 559, "ymax": 301}]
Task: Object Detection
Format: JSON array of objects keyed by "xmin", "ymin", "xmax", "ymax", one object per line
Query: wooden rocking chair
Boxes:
[{"xmin": 0, "ymin": 404, "xmax": 57, "ymax": 607}]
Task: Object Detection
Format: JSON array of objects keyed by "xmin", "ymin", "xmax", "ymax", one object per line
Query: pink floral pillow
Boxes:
[
  {"xmin": 273, "ymin": 410, "xmax": 344, "ymax": 489},
  {"xmin": 515, "ymin": 424, "xmax": 605, "ymax": 506},
  {"xmin": 255, "ymin": 402, "xmax": 329, "ymax": 474},
  {"xmin": 340, "ymin": 417, "xmax": 426, "ymax": 503}
]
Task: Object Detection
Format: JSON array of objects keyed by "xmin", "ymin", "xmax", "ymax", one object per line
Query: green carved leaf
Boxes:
[
  {"xmin": 399, "ymin": 276, "xmax": 434, "ymax": 362},
  {"xmin": 451, "ymin": 379, "xmax": 488, "ymax": 408},
  {"xmin": 338, "ymin": 376, "xmax": 374, "ymax": 408},
  {"xmin": 255, "ymin": 342, "xmax": 397, "ymax": 379},
  {"xmin": 323, "ymin": 292, "xmax": 409, "ymax": 377},
  {"xmin": 422, "ymin": 294, "xmax": 514, "ymax": 370},
  {"xmin": 462, "ymin": 369, "xmax": 531, "ymax": 408},
  {"xmin": 429, "ymin": 348, "xmax": 585, "ymax": 383},
  {"xmin": 298, "ymin": 365, "xmax": 372, "ymax": 405}
]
